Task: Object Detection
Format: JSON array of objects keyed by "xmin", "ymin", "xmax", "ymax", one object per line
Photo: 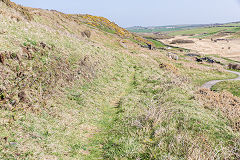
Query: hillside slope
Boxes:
[{"xmin": 0, "ymin": 1, "xmax": 240, "ymax": 159}]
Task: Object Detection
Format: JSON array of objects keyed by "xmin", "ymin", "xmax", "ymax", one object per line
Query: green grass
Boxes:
[
  {"xmin": 126, "ymin": 25, "xmax": 212, "ymax": 33},
  {"xmin": 129, "ymin": 38, "xmax": 147, "ymax": 46},
  {"xmin": 226, "ymin": 27, "xmax": 240, "ymax": 32},
  {"xmin": 212, "ymin": 81, "xmax": 240, "ymax": 97},
  {"xmin": 97, "ymin": 25, "xmax": 116, "ymax": 34},
  {"xmin": 146, "ymin": 38, "xmax": 166, "ymax": 48},
  {"xmin": 169, "ymin": 27, "xmax": 228, "ymax": 36},
  {"xmin": 168, "ymin": 26, "xmax": 240, "ymax": 39},
  {"xmin": 24, "ymin": 38, "xmax": 37, "ymax": 46},
  {"xmin": 86, "ymin": 57, "xmax": 240, "ymax": 159}
]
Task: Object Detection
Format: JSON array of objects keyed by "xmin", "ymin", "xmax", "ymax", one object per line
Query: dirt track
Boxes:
[{"xmin": 162, "ymin": 36, "xmax": 240, "ymax": 61}]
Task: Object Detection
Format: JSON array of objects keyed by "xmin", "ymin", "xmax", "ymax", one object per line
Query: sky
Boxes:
[{"xmin": 11, "ymin": 0, "xmax": 240, "ymax": 28}]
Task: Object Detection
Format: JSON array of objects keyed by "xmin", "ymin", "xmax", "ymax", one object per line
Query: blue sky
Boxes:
[{"xmin": 11, "ymin": 0, "xmax": 240, "ymax": 27}]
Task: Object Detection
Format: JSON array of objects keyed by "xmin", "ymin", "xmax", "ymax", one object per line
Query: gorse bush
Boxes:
[
  {"xmin": 80, "ymin": 14, "xmax": 153, "ymax": 46},
  {"xmin": 81, "ymin": 14, "xmax": 131, "ymax": 38}
]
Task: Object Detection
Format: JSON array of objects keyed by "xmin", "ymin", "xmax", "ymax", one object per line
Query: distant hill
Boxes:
[{"xmin": 127, "ymin": 22, "xmax": 240, "ymax": 33}]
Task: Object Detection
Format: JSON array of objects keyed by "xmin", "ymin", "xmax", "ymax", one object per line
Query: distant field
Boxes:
[
  {"xmin": 127, "ymin": 23, "xmax": 240, "ymax": 39},
  {"xmin": 221, "ymin": 22, "xmax": 240, "ymax": 26},
  {"xmin": 169, "ymin": 26, "xmax": 240, "ymax": 37},
  {"xmin": 126, "ymin": 24, "xmax": 210, "ymax": 33},
  {"xmin": 169, "ymin": 27, "xmax": 226, "ymax": 36}
]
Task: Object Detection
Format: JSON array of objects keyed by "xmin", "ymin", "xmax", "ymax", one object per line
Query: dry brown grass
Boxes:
[
  {"xmin": 180, "ymin": 60, "xmax": 225, "ymax": 72},
  {"xmin": 159, "ymin": 61, "xmax": 179, "ymax": 73},
  {"xmin": 0, "ymin": 40, "xmax": 101, "ymax": 114},
  {"xmin": 1, "ymin": 0, "xmax": 33, "ymax": 20},
  {"xmin": 139, "ymin": 33, "xmax": 174, "ymax": 40},
  {"xmin": 196, "ymin": 88, "xmax": 240, "ymax": 131}
]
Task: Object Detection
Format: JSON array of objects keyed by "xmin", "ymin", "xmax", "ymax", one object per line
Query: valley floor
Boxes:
[{"xmin": 162, "ymin": 36, "xmax": 240, "ymax": 62}]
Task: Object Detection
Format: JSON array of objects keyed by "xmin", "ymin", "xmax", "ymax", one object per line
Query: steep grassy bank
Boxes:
[{"xmin": 0, "ymin": 1, "xmax": 240, "ymax": 159}]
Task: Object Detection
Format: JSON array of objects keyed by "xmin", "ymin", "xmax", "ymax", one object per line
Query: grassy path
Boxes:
[
  {"xmin": 201, "ymin": 70, "xmax": 240, "ymax": 89},
  {"xmin": 83, "ymin": 66, "xmax": 137, "ymax": 159},
  {"xmin": 65, "ymin": 56, "xmax": 138, "ymax": 159}
]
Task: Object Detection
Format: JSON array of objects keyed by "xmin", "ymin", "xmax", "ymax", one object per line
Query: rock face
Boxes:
[
  {"xmin": 167, "ymin": 52, "xmax": 178, "ymax": 60},
  {"xmin": 0, "ymin": 52, "xmax": 5, "ymax": 64},
  {"xmin": 81, "ymin": 30, "xmax": 91, "ymax": 38},
  {"xmin": 228, "ymin": 63, "xmax": 240, "ymax": 70},
  {"xmin": 18, "ymin": 91, "xmax": 29, "ymax": 102},
  {"xmin": 195, "ymin": 57, "xmax": 220, "ymax": 64},
  {"xmin": 185, "ymin": 53, "xmax": 200, "ymax": 57}
]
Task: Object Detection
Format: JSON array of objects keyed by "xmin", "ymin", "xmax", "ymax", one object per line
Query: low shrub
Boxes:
[{"xmin": 170, "ymin": 39, "xmax": 194, "ymax": 44}]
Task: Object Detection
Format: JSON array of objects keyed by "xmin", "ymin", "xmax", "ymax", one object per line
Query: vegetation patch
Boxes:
[
  {"xmin": 77, "ymin": 14, "xmax": 154, "ymax": 46},
  {"xmin": 95, "ymin": 62, "xmax": 240, "ymax": 159},
  {"xmin": 1, "ymin": 0, "xmax": 33, "ymax": 20},
  {"xmin": 146, "ymin": 38, "xmax": 166, "ymax": 48},
  {"xmin": 170, "ymin": 39, "xmax": 194, "ymax": 44},
  {"xmin": 212, "ymin": 81, "xmax": 240, "ymax": 97},
  {"xmin": 196, "ymin": 88, "xmax": 240, "ymax": 131}
]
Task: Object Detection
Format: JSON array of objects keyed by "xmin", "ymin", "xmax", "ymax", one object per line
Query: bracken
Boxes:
[{"xmin": 196, "ymin": 88, "xmax": 240, "ymax": 131}]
